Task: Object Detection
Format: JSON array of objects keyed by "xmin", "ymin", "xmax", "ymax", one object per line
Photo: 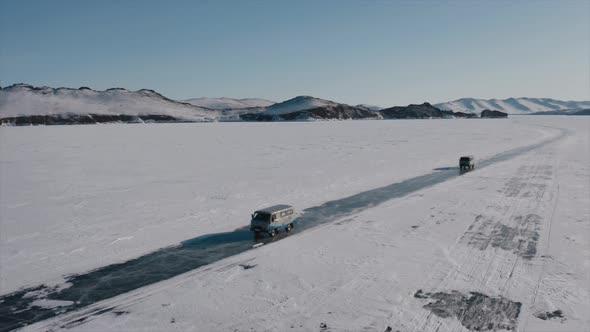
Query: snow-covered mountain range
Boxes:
[
  {"xmin": 1, "ymin": 83, "xmax": 588, "ymax": 125},
  {"xmin": 435, "ymin": 97, "xmax": 590, "ymax": 114},
  {"xmin": 183, "ymin": 97, "xmax": 275, "ymax": 110}
]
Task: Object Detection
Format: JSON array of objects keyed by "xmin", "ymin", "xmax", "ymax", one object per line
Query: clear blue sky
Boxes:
[{"xmin": 1, "ymin": 0, "xmax": 588, "ymax": 106}]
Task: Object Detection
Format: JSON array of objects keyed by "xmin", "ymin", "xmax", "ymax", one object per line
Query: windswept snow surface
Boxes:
[
  {"xmin": 435, "ymin": 97, "xmax": 590, "ymax": 114},
  {"xmin": 183, "ymin": 97, "xmax": 275, "ymax": 109},
  {"xmin": 2, "ymin": 117, "xmax": 589, "ymax": 332},
  {"xmin": 0, "ymin": 84, "xmax": 217, "ymax": 121}
]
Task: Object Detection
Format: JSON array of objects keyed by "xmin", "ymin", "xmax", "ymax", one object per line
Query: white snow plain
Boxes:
[{"xmin": 1, "ymin": 116, "xmax": 589, "ymax": 331}]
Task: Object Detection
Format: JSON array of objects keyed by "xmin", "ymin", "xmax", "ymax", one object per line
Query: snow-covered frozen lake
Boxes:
[{"xmin": 1, "ymin": 116, "xmax": 588, "ymax": 331}]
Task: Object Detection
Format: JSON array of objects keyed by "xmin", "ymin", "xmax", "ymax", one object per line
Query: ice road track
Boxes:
[{"xmin": 0, "ymin": 126, "xmax": 567, "ymax": 332}]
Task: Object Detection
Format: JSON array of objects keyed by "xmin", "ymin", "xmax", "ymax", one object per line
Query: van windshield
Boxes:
[{"xmin": 252, "ymin": 212, "xmax": 271, "ymax": 222}]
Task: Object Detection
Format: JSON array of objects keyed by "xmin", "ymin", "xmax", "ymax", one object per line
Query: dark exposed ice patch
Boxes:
[
  {"xmin": 534, "ymin": 309, "xmax": 565, "ymax": 321},
  {"xmin": 462, "ymin": 214, "xmax": 541, "ymax": 260},
  {"xmin": 414, "ymin": 289, "xmax": 429, "ymax": 299},
  {"xmin": 416, "ymin": 290, "xmax": 521, "ymax": 331}
]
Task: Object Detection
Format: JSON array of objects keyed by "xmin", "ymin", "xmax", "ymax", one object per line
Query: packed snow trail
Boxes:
[{"xmin": 0, "ymin": 127, "xmax": 566, "ymax": 332}]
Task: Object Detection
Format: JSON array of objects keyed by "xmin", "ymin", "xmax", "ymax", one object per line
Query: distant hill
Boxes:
[
  {"xmin": 183, "ymin": 97, "xmax": 275, "ymax": 110},
  {"xmin": 481, "ymin": 109, "xmax": 508, "ymax": 118},
  {"xmin": 240, "ymin": 96, "xmax": 379, "ymax": 121},
  {"xmin": 435, "ymin": 97, "xmax": 590, "ymax": 114},
  {"xmin": 0, "ymin": 84, "xmax": 218, "ymax": 125},
  {"xmin": 380, "ymin": 102, "xmax": 476, "ymax": 119},
  {"xmin": 262, "ymin": 96, "xmax": 341, "ymax": 115},
  {"xmin": 528, "ymin": 108, "xmax": 590, "ymax": 116}
]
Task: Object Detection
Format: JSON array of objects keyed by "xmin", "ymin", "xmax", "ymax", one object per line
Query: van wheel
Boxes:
[
  {"xmin": 286, "ymin": 224, "xmax": 292, "ymax": 232},
  {"xmin": 269, "ymin": 229, "xmax": 276, "ymax": 237}
]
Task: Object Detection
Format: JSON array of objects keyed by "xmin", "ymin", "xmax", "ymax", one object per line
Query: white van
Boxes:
[{"xmin": 250, "ymin": 205, "xmax": 298, "ymax": 236}]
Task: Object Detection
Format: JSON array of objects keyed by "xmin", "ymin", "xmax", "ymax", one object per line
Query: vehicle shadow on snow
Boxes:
[
  {"xmin": 0, "ymin": 131, "xmax": 566, "ymax": 332},
  {"xmin": 433, "ymin": 166, "xmax": 458, "ymax": 171},
  {"xmin": 433, "ymin": 166, "xmax": 472, "ymax": 175}
]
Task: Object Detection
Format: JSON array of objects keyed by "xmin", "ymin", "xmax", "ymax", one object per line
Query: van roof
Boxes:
[
  {"xmin": 460, "ymin": 155, "xmax": 474, "ymax": 159},
  {"xmin": 255, "ymin": 204, "xmax": 293, "ymax": 214}
]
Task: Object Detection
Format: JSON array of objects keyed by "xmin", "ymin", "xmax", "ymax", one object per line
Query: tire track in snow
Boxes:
[
  {"xmin": 521, "ymin": 157, "xmax": 561, "ymax": 330},
  {"xmin": 411, "ymin": 144, "xmax": 562, "ymax": 331}
]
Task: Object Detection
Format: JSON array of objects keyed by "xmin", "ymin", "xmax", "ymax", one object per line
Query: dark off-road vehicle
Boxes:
[{"xmin": 459, "ymin": 155, "xmax": 475, "ymax": 169}]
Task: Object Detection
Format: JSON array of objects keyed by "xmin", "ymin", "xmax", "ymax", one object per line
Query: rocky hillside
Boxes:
[
  {"xmin": 379, "ymin": 102, "xmax": 476, "ymax": 119},
  {"xmin": 240, "ymin": 96, "xmax": 380, "ymax": 121},
  {"xmin": 480, "ymin": 109, "xmax": 508, "ymax": 118}
]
